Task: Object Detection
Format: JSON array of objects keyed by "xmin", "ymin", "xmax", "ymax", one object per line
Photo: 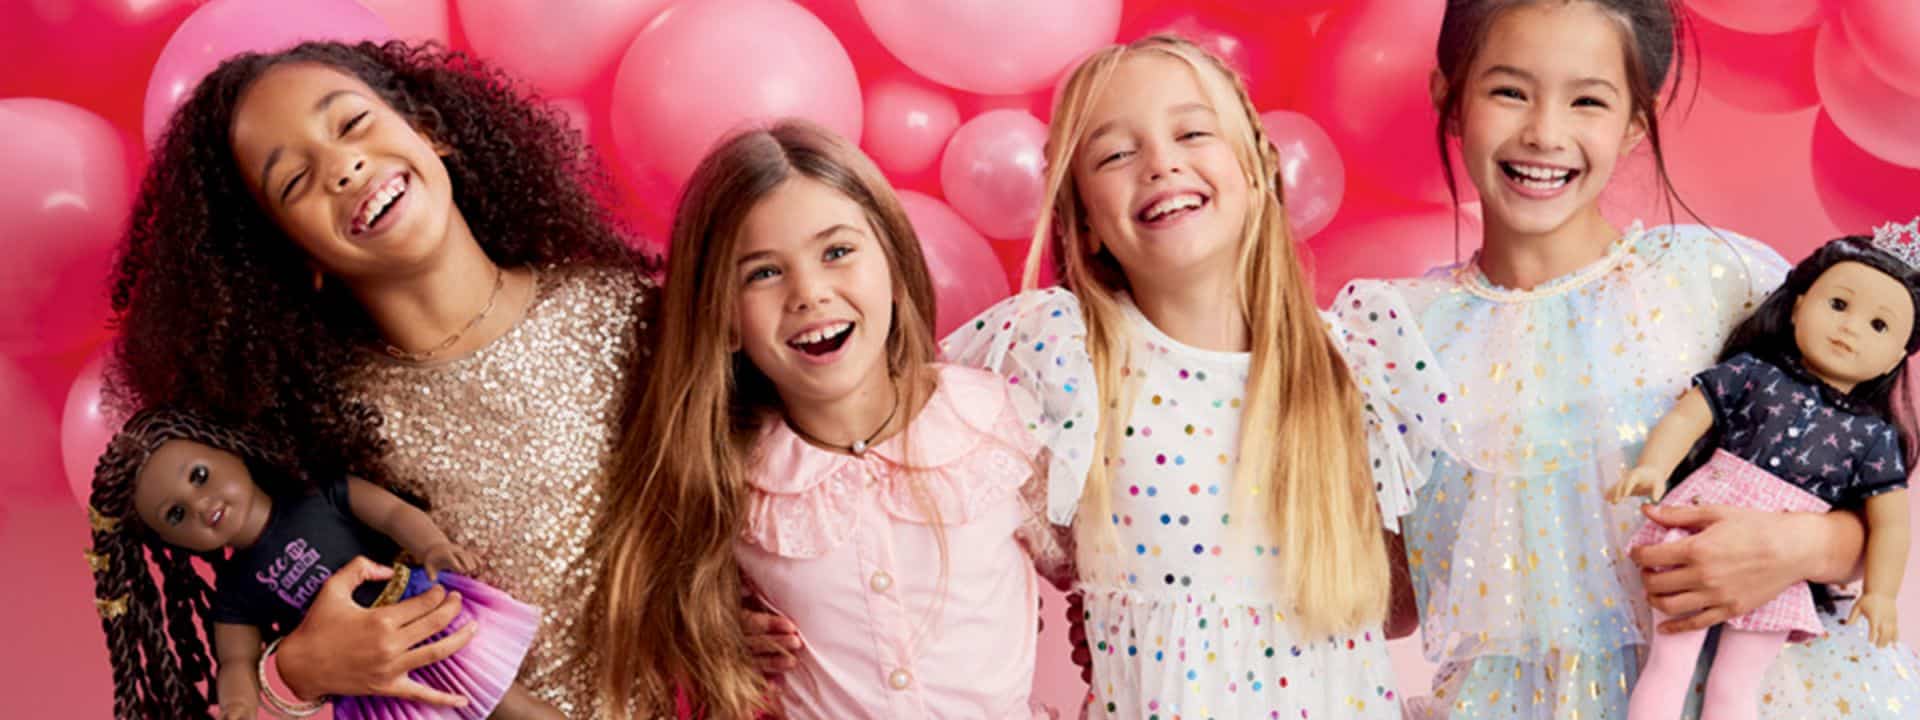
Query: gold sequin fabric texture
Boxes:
[{"xmin": 346, "ymin": 264, "xmax": 645, "ymax": 718}]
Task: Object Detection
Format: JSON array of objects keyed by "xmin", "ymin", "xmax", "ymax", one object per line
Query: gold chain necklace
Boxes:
[{"xmin": 383, "ymin": 264, "xmax": 506, "ymax": 363}]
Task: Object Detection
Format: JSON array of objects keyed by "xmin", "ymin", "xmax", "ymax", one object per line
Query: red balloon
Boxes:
[
  {"xmin": 1306, "ymin": 205, "xmax": 1481, "ymax": 306},
  {"xmin": 610, "ymin": 0, "xmax": 862, "ymax": 207},
  {"xmin": 0, "ymin": 357, "xmax": 63, "ymax": 504},
  {"xmin": 0, "ymin": 0, "xmax": 195, "ymax": 135},
  {"xmin": 940, "ymin": 110, "xmax": 1049, "ymax": 241},
  {"xmin": 1686, "ymin": 0, "xmax": 1822, "ymax": 35},
  {"xmin": 1302, "ymin": 0, "xmax": 1456, "ymax": 205},
  {"xmin": 1259, "ymin": 110, "xmax": 1346, "ymax": 240},
  {"xmin": 1814, "ymin": 21, "xmax": 1920, "ymax": 169},
  {"xmin": 458, "ymin": 0, "xmax": 669, "ymax": 96},
  {"xmin": 898, "ymin": 191, "xmax": 1012, "ymax": 336},
  {"xmin": 1689, "ymin": 9, "xmax": 1819, "ymax": 114},
  {"xmin": 62, "ymin": 349, "xmax": 122, "ymax": 509},
  {"xmin": 1119, "ymin": 2, "xmax": 1315, "ymax": 109},
  {"xmin": 1810, "ymin": 111, "xmax": 1920, "ymax": 235},
  {"xmin": 0, "ymin": 99, "xmax": 130, "ymax": 357}
]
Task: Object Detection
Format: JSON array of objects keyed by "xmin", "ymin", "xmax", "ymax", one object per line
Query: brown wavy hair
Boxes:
[
  {"xmin": 107, "ymin": 40, "xmax": 651, "ymax": 486},
  {"xmin": 589, "ymin": 120, "xmax": 940, "ymax": 719}
]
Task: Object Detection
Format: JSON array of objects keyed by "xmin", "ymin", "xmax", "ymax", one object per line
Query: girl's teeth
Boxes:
[
  {"xmin": 1146, "ymin": 195, "xmax": 1202, "ymax": 220},
  {"xmin": 793, "ymin": 323, "xmax": 850, "ymax": 345}
]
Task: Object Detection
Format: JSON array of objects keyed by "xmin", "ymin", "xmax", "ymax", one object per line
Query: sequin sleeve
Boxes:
[
  {"xmin": 940, "ymin": 288, "xmax": 1097, "ymax": 526},
  {"xmin": 1325, "ymin": 286, "xmax": 1449, "ymax": 533}
]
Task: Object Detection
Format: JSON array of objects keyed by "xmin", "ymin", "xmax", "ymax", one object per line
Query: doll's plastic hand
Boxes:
[
  {"xmin": 219, "ymin": 699, "xmax": 257, "ymax": 720},
  {"xmin": 1846, "ymin": 593, "xmax": 1900, "ymax": 647},
  {"xmin": 1606, "ymin": 466, "xmax": 1665, "ymax": 503},
  {"xmin": 420, "ymin": 542, "xmax": 478, "ymax": 580}
]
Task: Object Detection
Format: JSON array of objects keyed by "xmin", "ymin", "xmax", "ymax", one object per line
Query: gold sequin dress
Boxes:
[
  {"xmin": 346, "ymin": 264, "xmax": 647, "ymax": 718},
  {"xmin": 1332, "ymin": 223, "xmax": 1920, "ymax": 718}
]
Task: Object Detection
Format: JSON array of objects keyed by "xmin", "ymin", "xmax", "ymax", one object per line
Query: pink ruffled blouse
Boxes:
[{"xmin": 735, "ymin": 364, "xmax": 1071, "ymax": 719}]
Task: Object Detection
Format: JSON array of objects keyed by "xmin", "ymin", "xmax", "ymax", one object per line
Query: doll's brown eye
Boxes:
[
  {"xmin": 165, "ymin": 505, "xmax": 185, "ymax": 526},
  {"xmin": 1830, "ymin": 297, "xmax": 1848, "ymax": 311},
  {"xmin": 189, "ymin": 465, "xmax": 208, "ymax": 486},
  {"xmin": 1872, "ymin": 318, "xmax": 1889, "ymax": 333}
]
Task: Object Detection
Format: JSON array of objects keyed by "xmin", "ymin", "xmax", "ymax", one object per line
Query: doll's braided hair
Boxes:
[{"xmin": 86, "ymin": 407, "xmax": 296, "ymax": 718}]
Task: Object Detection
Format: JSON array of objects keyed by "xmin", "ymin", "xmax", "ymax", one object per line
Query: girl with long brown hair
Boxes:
[{"xmin": 589, "ymin": 120, "xmax": 1072, "ymax": 719}]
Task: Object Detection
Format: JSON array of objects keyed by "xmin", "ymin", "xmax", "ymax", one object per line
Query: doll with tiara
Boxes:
[
  {"xmin": 1610, "ymin": 220, "xmax": 1919, "ymax": 719},
  {"xmin": 84, "ymin": 407, "xmax": 561, "ymax": 720}
]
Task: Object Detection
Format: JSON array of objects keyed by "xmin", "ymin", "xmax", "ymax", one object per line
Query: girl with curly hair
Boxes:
[
  {"xmin": 104, "ymin": 40, "xmax": 699, "ymax": 717},
  {"xmin": 85, "ymin": 406, "xmax": 559, "ymax": 719}
]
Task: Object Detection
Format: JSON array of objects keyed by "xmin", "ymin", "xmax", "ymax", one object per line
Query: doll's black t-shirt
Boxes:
[
  {"xmin": 1695, "ymin": 352, "xmax": 1909, "ymax": 507},
  {"xmin": 207, "ymin": 476, "xmax": 397, "ymax": 636}
]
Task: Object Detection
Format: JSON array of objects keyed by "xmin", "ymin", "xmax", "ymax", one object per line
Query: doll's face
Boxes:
[
  {"xmin": 133, "ymin": 439, "xmax": 273, "ymax": 553},
  {"xmin": 1792, "ymin": 261, "xmax": 1916, "ymax": 392}
]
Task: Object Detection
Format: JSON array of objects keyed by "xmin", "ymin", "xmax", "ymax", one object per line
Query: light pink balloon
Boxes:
[
  {"xmin": 142, "ymin": 0, "xmax": 391, "ymax": 148},
  {"xmin": 1686, "ymin": 0, "xmax": 1822, "ymax": 35},
  {"xmin": 940, "ymin": 110, "xmax": 1048, "ymax": 241},
  {"xmin": 1810, "ymin": 111, "xmax": 1920, "ymax": 234},
  {"xmin": 864, "ymin": 78, "xmax": 962, "ymax": 177},
  {"xmin": 356, "ymin": 0, "xmax": 449, "ymax": 45},
  {"xmin": 1259, "ymin": 110, "xmax": 1346, "ymax": 240},
  {"xmin": 855, "ymin": 0, "xmax": 1122, "ymax": 95},
  {"xmin": 1307, "ymin": 205, "xmax": 1481, "ymax": 306},
  {"xmin": 0, "ymin": 99, "xmax": 129, "ymax": 357},
  {"xmin": 1303, "ymin": 0, "xmax": 1458, "ymax": 205},
  {"xmin": 898, "ymin": 191, "xmax": 1012, "ymax": 336},
  {"xmin": 610, "ymin": 0, "xmax": 862, "ymax": 202},
  {"xmin": 1840, "ymin": 0, "xmax": 1920, "ymax": 98},
  {"xmin": 1690, "ymin": 9, "xmax": 1819, "ymax": 113},
  {"xmin": 0, "ymin": 358, "xmax": 62, "ymax": 503},
  {"xmin": 458, "ymin": 0, "xmax": 668, "ymax": 97},
  {"xmin": 1814, "ymin": 22, "xmax": 1920, "ymax": 169},
  {"xmin": 62, "ymin": 349, "xmax": 122, "ymax": 508}
]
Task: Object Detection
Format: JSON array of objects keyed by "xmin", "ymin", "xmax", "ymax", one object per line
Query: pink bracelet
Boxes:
[{"xmin": 257, "ymin": 637, "xmax": 329, "ymax": 718}]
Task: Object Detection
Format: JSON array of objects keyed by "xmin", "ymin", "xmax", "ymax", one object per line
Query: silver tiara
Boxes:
[{"xmin": 1870, "ymin": 216, "xmax": 1920, "ymax": 269}]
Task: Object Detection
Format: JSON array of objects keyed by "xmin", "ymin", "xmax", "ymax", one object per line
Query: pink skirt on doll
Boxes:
[{"xmin": 1626, "ymin": 449, "xmax": 1831, "ymax": 641}]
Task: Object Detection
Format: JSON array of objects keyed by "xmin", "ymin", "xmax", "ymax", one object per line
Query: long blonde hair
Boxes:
[
  {"xmin": 1031, "ymin": 35, "xmax": 1390, "ymax": 636},
  {"xmin": 588, "ymin": 120, "xmax": 941, "ymax": 719}
]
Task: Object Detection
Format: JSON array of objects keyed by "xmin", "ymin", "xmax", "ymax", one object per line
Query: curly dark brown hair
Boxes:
[{"xmin": 108, "ymin": 40, "xmax": 656, "ymax": 488}]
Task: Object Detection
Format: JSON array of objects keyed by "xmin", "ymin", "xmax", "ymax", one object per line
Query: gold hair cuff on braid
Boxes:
[
  {"xmin": 95, "ymin": 595, "xmax": 128, "ymax": 620},
  {"xmin": 83, "ymin": 550, "xmax": 110, "ymax": 573},
  {"xmin": 87, "ymin": 505, "xmax": 121, "ymax": 533}
]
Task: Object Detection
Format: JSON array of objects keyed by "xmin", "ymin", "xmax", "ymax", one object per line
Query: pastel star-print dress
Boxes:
[
  {"xmin": 1331, "ymin": 222, "xmax": 1920, "ymax": 719},
  {"xmin": 944, "ymin": 288, "xmax": 1440, "ymax": 720}
]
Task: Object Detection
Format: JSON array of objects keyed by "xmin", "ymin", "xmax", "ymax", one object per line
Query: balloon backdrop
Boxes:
[{"xmin": 0, "ymin": 99, "xmax": 129, "ymax": 357}]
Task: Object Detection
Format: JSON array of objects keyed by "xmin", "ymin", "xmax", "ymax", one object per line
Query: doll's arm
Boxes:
[
  {"xmin": 213, "ymin": 621, "xmax": 264, "ymax": 720},
  {"xmin": 345, "ymin": 477, "xmax": 476, "ymax": 578},
  {"xmin": 1608, "ymin": 387, "xmax": 1714, "ymax": 503},
  {"xmin": 1846, "ymin": 489, "xmax": 1909, "ymax": 646}
]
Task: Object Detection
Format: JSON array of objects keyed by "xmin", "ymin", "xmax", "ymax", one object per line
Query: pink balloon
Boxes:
[
  {"xmin": 610, "ymin": 0, "xmax": 862, "ymax": 203},
  {"xmin": 62, "ymin": 349, "xmax": 122, "ymax": 508},
  {"xmin": 0, "ymin": 357, "xmax": 63, "ymax": 503},
  {"xmin": 1303, "ymin": 0, "xmax": 1458, "ymax": 205},
  {"xmin": 1840, "ymin": 0, "xmax": 1920, "ymax": 98},
  {"xmin": 898, "ymin": 191, "xmax": 1012, "ymax": 337},
  {"xmin": 855, "ymin": 0, "xmax": 1122, "ymax": 95},
  {"xmin": 458, "ymin": 0, "xmax": 669, "ymax": 97},
  {"xmin": 939, "ymin": 110, "xmax": 1048, "ymax": 241},
  {"xmin": 864, "ymin": 77, "xmax": 962, "ymax": 177},
  {"xmin": 356, "ymin": 0, "xmax": 449, "ymax": 45},
  {"xmin": 0, "ymin": 0, "xmax": 195, "ymax": 133},
  {"xmin": 1690, "ymin": 9, "xmax": 1819, "ymax": 113},
  {"xmin": 142, "ymin": 0, "xmax": 391, "ymax": 148},
  {"xmin": 1307, "ymin": 205, "xmax": 1481, "ymax": 306},
  {"xmin": 1813, "ymin": 21, "xmax": 1920, "ymax": 169},
  {"xmin": 0, "ymin": 99, "xmax": 129, "ymax": 357},
  {"xmin": 1810, "ymin": 111, "xmax": 1920, "ymax": 234},
  {"xmin": 1686, "ymin": 0, "xmax": 1822, "ymax": 35},
  {"xmin": 1259, "ymin": 110, "xmax": 1346, "ymax": 240}
]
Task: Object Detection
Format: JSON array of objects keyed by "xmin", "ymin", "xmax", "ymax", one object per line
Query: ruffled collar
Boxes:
[{"xmin": 1458, "ymin": 221, "xmax": 1644, "ymax": 303}]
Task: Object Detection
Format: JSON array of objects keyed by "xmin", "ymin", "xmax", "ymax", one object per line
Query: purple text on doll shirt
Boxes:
[{"xmin": 253, "ymin": 538, "xmax": 330, "ymax": 609}]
